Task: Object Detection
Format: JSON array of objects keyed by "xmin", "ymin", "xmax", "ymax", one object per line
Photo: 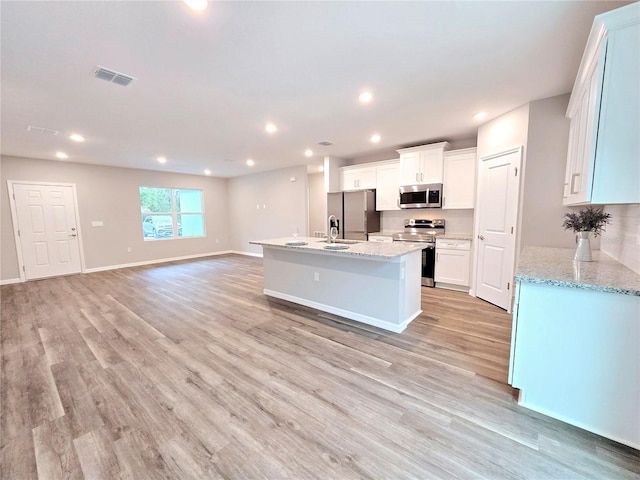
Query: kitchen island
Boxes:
[
  {"xmin": 249, "ymin": 237, "xmax": 425, "ymax": 333},
  {"xmin": 510, "ymin": 247, "xmax": 640, "ymax": 449}
]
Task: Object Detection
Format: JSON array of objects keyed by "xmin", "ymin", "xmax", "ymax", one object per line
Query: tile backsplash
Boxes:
[
  {"xmin": 601, "ymin": 204, "xmax": 640, "ymax": 274},
  {"xmin": 381, "ymin": 209, "xmax": 474, "ymax": 234}
]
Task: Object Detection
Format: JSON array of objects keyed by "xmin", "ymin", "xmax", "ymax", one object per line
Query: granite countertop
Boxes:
[
  {"xmin": 438, "ymin": 233, "xmax": 474, "ymax": 241},
  {"xmin": 516, "ymin": 246, "xmax": 640, "ymax": 296},
  {"xmin": 368, "ymin": 231, "xmax": 397, "ymax": 237},
  {"xmin": 250, "ymin": 237, "xmax": 425, "ymax": 260}
]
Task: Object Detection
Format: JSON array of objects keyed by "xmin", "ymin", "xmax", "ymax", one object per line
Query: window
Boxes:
[{"xmin": 139, "ymin": 187, "xmax": 204, "ymax": 240}]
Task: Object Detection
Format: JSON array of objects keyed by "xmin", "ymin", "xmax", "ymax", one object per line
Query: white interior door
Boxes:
[
  {"xmin": 475, "ymin": 148, "xmax": 522, "ymax": 310},
  {"xmin": 11, "ymin": 183, "xmax": 82, "ymax": 280}
]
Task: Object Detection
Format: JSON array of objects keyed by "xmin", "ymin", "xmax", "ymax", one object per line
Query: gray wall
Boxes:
[
  {"xmin": 228, "ymin": 165, "xmax": 308, "ymax": 255},
  {"xmin": 1, "ymin": 155, "xmax": 229, "ymax": 281},
  {"xmin": 522, "ymin": 94, "xmax": 576, "ymax": 249},
  {"xmin": 307, "ymin": 172, "xmax": 326, "ymax": 236}
]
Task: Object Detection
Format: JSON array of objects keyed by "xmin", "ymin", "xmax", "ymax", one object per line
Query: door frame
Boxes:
[
  {"xmin": 470, "ymin": 146, "xmax": 523, "ymax": 312},
  {"xmin": 7, "ymin": 180, "xmax": 87, "ymax": 282}
]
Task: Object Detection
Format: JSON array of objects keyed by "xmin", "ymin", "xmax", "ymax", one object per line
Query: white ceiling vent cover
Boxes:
[
  {"xmin": 27, "ymin": 125, "xmax": 59, "ymax": 135},
  {"xmin": 94, "ymin": 66, "xmax": 136, "ymax": 87}
]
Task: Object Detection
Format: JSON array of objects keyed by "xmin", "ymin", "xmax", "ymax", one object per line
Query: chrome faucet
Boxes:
[{"xmin": 328, "ymin": 215, "xmax": 338, "ymax": 243}]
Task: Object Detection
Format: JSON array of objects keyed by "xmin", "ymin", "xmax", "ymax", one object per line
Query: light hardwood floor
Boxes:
[{"xmin": 1, "ymin": 254, "xmax": 638, "ymax": 479}]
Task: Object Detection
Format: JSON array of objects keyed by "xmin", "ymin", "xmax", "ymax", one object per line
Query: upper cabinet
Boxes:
[
  {"xmin": 340, "ymin": 164, "xmax": 376, "ymax": 191},
  {"xmin": 397, "ymin": 142, "xmax": 451, "ymax": 186},
  {"xmin": 375, "ymin": 160, "xmax": 401, "ymax": 211},
  {"xmin": 563, "ymin": 3, "xmax": 639, "ymax": 205},
  {"xmin": 443, "ymin": 148, "xmax": 477, "ymax": 209}
]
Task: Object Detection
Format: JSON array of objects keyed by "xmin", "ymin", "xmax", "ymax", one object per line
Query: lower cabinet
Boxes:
[
  {"xmin": 510, "ymin": 281, "xmax": 640, "ymax": 449},
  {"xmin": 434, "ymin": 238, "xmax": 471, "ymax": 289}
]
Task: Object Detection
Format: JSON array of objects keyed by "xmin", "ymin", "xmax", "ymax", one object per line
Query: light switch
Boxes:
[{"xmin": 91, "ymin": 221, "xmax": 104, "ymax": 227}]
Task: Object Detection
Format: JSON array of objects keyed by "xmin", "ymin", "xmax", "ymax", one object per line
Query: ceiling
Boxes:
[{"xmin": 0, "ymin": 1, "xmax": 629, "ymax": 178}]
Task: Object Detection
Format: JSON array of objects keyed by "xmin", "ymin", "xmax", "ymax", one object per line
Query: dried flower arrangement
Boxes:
[{"xmin": 562, "ymin": 206, "xmax": 611, "ymax": 237}]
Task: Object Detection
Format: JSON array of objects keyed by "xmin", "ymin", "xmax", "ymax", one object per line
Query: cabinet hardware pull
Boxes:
[
  {"xmin": 478, "ymin": 234, "xmax": 485, "ymax": 240},
  {"xmin": 570, "ymin": 173, "xmax": 580, "ymax": 194}
]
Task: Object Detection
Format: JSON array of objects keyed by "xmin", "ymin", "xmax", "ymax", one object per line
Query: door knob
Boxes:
[
  {"xmin": 478, "ymin": 234, "xmax": 485, "ymax": 240},
  {"xmin": 69, "ymin": 233, "xmax": 77, "ymax": 237}
]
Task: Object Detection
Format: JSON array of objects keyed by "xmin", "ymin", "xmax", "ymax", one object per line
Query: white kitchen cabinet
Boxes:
[
  {"xmin": 563, "ymin": 3, "xmax": 639, "ymax": 205},
  {"xmin": 375, "ymin": 160, "xmax": 401, "ymax": 211},
  {"xmin": 434, "ymin": 238, "xmax": 471, "ymax": 289},
  {"xmin": 397, "ymin": 142, "xmax": 451, "ymax": 186},
  {"xmin": 443, "ymin": 148, "xmax": 476, "ymax": 209},
  {"xmin": 510, "ymin": 280, "xmax": 640, "ymax": 449},
  {"xmin": 340, "ymin": 165, "xmax": 376, "ymax": 191}
]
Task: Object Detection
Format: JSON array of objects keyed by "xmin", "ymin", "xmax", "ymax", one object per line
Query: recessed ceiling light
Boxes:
[
  {"xmin": 69, "ymin": 133, "xmax": 85, "ymax": 142},
  {"xmin": 265, "ymin": 123, "xmax": 277, "ymax": 134},
  {"xmin": 55, "ymin": 151, "xmax": 68, "ymax": 159},
  {"xmin": 474, "ymin": 112, "xmax": 488, "ymax": 121},
  {"xmin": 183, "ymin": 0, "xmax": 208, "ymax": 11},
  {"xmin": 304, "ymin": 149, "xmax": 313, "ymax": 157},
  {"xmin": 359, "ymin": 91, "xmax": 373, "ymax": 103},
  {"xmin": 318, "ymin": 166, "xmax": 324, "ymax": 172},
  {"xmin": 246, "ymin": 159, "xmax": 255, "ymax": 166},
  {"xmin": 370, "ymin": 134, "xmax": 381, "ymax": 143},
  {"xmin": 204, "ymin": 169, "xmax": 211, "ymax": 175},
  {"xmin": 157, "ymin": 156, "xmax": 167, "ymax": 164}
]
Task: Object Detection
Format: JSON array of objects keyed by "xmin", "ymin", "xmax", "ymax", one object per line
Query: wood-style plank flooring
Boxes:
[{"xmin": 2, "ymin": 254, "xmax": 638, "ymax": 479}]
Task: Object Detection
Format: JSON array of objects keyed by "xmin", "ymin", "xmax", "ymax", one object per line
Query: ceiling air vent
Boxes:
[
  {"xmin": 27, "ymin": 125, "xmax": 59, "ymax": 135},
  {"xmin": 318, "ymin": 141, "xmax": 334, "ymax": 146},
  {"xmin": 94, "ymin": 66, "xmax": 136, "ymax": 87}
]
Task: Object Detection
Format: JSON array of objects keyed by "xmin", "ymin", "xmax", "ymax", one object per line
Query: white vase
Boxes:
[{"xmin": 574, "ymin": 231, "xmax": 593, "ymax": 262}]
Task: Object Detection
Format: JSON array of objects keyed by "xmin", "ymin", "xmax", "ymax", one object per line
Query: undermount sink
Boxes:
[{"xmin": 317, "ymin": 239, "xmax": 362, "ymax": 245}]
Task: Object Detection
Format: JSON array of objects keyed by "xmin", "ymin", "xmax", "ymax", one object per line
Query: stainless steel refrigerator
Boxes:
[{"xmin": 326, "ymin": 190, "xmax": 381, "ymax": 241}]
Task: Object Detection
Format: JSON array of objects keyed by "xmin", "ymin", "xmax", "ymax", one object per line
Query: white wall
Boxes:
[
  {"xmin": 476, "ymin": 102, "xmax": 531, "ymax": 266},
  {"xmin": 601, "ymin": 204, "xmax": 640, "ymax": 274},
  {"xmin": 307, "ymin": 172, "xmax": 326, "ymax": 236},
  {"xmin": 228, "ymin": 165, "xmax": 308, "ymax": 255},
  {"xmin": 1, "ymin": 155, "xmax": 229, "ymax": 281}
]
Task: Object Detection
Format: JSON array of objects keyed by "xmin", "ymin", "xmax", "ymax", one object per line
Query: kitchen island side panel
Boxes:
[{"xmin": 261, "ymin": 247, "xmax": 422, "ymax": 332}]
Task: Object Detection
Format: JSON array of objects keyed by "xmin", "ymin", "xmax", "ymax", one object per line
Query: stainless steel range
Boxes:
[{"xmin": 393, "ymin": 219, "xmax": 445, "ymax": 287}]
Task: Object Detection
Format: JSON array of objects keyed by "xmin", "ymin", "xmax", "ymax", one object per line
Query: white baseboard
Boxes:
[
  {"xmin": 230, "ymin": 250, "xmax": 263, "ymax": 258},
  {"xmin": 1, "ymin": 250, "xmax": 259, "ymax": 283},
  {"xmin": 83, "ymin": 250, "xmax": 234, "ymax": 274},
  {"xmin": 264, "ymin": 288, "xmax": 418, "ymax": 333},
  {"xmin": 435, "ymin": 282, "xmax": 470, "ymax": 293}
]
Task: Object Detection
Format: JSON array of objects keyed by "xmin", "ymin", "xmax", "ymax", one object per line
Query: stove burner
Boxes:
[{"xmin": 392, "ymin": 218, "xmax": 445, "ymax": 243}]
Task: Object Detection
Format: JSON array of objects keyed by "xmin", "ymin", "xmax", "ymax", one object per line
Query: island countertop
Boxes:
[
  {"xmin": 515, "ymin": 246, "xmax": 640, "ymax": 296},
  {"xmin": 250, "ymin": 237, "xmax": 425, "ymax": 260}
]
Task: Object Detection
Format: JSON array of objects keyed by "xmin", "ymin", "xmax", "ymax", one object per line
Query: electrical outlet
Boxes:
[
  {"xmin": 127, "ymin": 247, "xmax": 132, "ymax": 253},
  {"xmin": 314, "ymin": 272, "xmax": 319, "ymax": 282},
  {"xmin": 215, "ymin": 238, "xmax": 219, "ymax": 244}
]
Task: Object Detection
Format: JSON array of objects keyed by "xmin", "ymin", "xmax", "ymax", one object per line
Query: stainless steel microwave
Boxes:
[{"xmin": 399, "ymin": 183, "xmax": 442, "ymax": 209}]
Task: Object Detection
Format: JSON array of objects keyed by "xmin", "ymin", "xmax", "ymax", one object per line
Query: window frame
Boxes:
[{"xmin": 139, "ymin": 186, "xmax": 206, "ymax": 241}]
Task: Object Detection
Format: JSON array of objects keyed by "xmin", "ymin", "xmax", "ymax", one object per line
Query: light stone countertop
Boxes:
[
  {"xmin": 515, "ymin": 246, "xmax": 640, "ymax": 296},
  {"xmin": 438, "ymin": 233, "xmax": 474, "ymax": 241},
  {"xmin": 250, "ymin": 237, "xmax": 425, "ymax": 260}
]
